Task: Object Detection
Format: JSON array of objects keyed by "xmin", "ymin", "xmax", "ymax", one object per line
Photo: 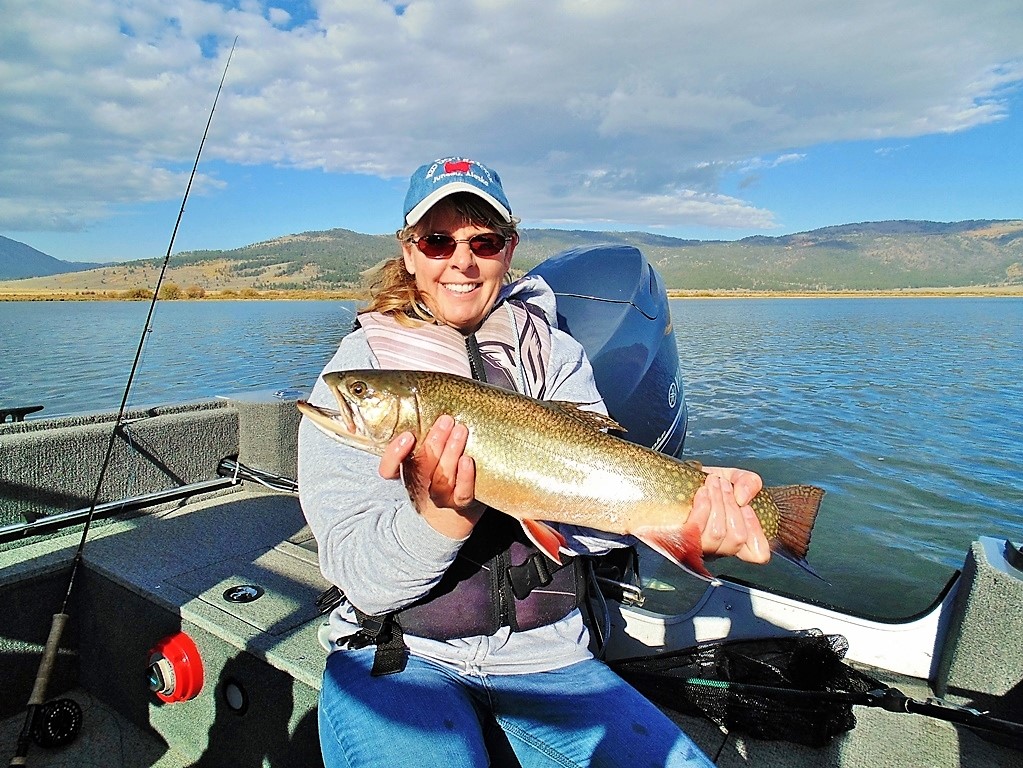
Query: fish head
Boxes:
[{"xmin": 297, "ymin": 369, "xmax": 422, "ymax": 455}]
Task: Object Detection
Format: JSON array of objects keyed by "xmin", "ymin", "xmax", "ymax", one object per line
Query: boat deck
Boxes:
[
  {"xmin": 1, "ymin": 688, "xmax": 187, "ymax": 768},
  {"xmin": 2, "ymin": 488, "xmax": 1019, "ymax": 767}
]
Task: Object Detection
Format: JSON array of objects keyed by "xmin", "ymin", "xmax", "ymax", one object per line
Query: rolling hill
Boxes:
[{"xmin": 2, "ymin": 220, "xmax": 1022, "ymax": 294}]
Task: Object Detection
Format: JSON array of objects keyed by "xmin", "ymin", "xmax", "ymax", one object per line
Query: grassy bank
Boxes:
[
  {"xmin": 0, "ymin": 288, "xmax": 367, "ymax": 301},
  {"xmin": 666, "ymin": 285, "xmax": 1023, "ymax": 298},
  {"xmin": 1, "ymin": 285, "xmax": 1020, "ymax": 301}
]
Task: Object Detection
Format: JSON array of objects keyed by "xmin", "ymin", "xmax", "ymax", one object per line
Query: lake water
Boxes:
[{"xmin": 1, "ymin": 297, "xmax": 1021, "ymax": 618}]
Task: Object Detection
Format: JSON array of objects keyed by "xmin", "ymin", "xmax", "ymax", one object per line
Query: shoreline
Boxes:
[
  {"xmin": 1, "ymin": 286, "xmax": 1021, "ymax": 301},
  {"xmin": 0, "ymin": 288, "xmax": 366, "ymax": 302},
  {"xmin": 665, "ymin": 286, "xmax": 1023, "ymax": 298}
]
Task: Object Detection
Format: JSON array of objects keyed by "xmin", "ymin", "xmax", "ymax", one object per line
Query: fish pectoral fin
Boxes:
[
  {"xmin": 547, "ymin": 401, "xmax": 626, "ymax": 433},
  {"xmin": 634, "ymin": 523, "xmax": 713, "ymax": 580},
  {"xmin": 399, "ymin": 457, "xmax": 427, "ymax": 514},
  {"xmin": 520, "ymin": 519, "xmax": 567, "ymax": 565}
]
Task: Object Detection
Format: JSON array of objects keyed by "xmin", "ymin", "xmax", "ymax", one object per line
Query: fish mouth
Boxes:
[{"xmin": 296, "ymin": 399, "xmax": 384, "ymax": 455}]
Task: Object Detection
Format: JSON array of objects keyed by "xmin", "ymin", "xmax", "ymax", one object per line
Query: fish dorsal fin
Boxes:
[
  {"xmin": 682, "ymin": 459, "xmax": 704, "ymax": 471},
  {"xmin": 547, "ymin": 401, "xmax": 625, "ymax": 433}
]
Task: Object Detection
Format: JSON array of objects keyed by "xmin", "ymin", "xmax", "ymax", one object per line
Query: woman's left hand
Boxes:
[{"xmin": 690, "ymin": 467, "xmax": 771, "ymax": 564}]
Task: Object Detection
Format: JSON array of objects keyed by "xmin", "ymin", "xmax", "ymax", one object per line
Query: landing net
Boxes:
[{"xmin": 612, "ymin": 630, "xmax": 882, "ymax": 747}]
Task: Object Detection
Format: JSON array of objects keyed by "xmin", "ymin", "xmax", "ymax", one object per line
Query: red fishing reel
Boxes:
[{"xmin": 147, "ymin": 631, "xmax": 204, "ymax": 703}]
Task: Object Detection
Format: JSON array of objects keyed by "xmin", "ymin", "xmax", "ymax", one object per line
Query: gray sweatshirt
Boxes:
[{"xmin": 297, "ymin": 277, "xmax": 629, "ymax": 675}]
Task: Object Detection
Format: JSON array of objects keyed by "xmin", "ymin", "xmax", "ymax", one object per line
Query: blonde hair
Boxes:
[{"xmin": 359, "ymin": 193, "xmax": 519, "ymax": 326}]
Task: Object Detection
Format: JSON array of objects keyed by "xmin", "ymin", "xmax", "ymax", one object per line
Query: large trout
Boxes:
[{"xmin": 298, "ymin": 369, "xmax": 824, "ymax": 579}]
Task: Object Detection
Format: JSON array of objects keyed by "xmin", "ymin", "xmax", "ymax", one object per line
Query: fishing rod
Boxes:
[{"xmin": 8, "ymin": 37, "xmax": 238, "ymax": 768}]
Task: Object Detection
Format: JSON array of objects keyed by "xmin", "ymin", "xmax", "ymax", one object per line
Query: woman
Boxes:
[{"xmin": 298, "ymin": 156, "xmax": 770, "ymax": 767}]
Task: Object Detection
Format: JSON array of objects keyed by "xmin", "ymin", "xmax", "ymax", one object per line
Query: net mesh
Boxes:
[{"xmin": 612, "ymin": 630, "xmax": 883, "ymax": 747}]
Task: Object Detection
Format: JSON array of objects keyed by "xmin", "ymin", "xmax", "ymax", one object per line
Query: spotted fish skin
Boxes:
[{"xmin": 298, "ymin": 369, "xmax": 824, "ymax": 578}]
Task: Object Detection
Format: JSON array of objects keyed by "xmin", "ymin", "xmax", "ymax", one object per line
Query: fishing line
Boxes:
[{"xmin": 8, "ymin": 37, "xmax": 238, "ymax": 768}]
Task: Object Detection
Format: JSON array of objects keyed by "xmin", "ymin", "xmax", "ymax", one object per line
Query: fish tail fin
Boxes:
[
  {"xmin": 765, "ymin": 484, "xmax": 827, "ymax": 581},
  {"xmin": 520, "ymin": 519, "xmax": 567, "ymax": 565},
  {"xmin": 634, "ymin": 522, "xmax": 714, "ymax": 581}
]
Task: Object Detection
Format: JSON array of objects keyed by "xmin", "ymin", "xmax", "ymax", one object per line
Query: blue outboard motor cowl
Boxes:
[{"xmin": 528, "ymin": 244, "xmax": 687, "ymax": 456}]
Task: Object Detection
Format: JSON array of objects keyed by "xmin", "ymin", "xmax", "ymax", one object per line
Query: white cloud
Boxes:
[
  {"xmin": 738, "ymin": 154, "xmax": 807, "ymax": 174},
  {"xmin": 1, "ymin": 0, "xmax": 1021, "ymax": 233},
  {"xmin": 875, "ymin": 145, "xmax": 910, "ymax": 158}
]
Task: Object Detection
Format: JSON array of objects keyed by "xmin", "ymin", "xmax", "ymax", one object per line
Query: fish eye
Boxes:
[{"xmin": 350, "ymin": 381, "xmax": 367, "ymax": 396}]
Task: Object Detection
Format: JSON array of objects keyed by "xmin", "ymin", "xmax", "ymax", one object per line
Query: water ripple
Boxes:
[
  {"xmin": 2, "ymin": 296, "xmax": 1020, "ymax": 618},
  {"xmin": 670, "ymin": 297, "xmax": 1023, "ymax": 617}
]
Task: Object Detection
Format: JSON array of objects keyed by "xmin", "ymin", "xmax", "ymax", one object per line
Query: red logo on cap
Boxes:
[{"xmin": 444, "ymin": 160, "xmax": 472, "ymax": 174}]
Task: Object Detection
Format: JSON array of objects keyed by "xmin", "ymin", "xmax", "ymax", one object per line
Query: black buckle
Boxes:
[
  {"xmin": 507, "ymin": 552, "xmax": 560, "ymax": 601},
  {"xmin": 316, "ymin": 585, "xmax": 344, "ymax": 615}
]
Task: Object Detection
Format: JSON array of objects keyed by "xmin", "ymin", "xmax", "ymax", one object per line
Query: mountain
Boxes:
[
  {"xmin": 0, "ymin": 235, "xmax": 102, "ymax": 279},
  {"xmin": 2, "ymin": 220, "xmax": 1022, "ymax": 293},
  {"xmin": 638, "ymin": 219, "xmax": 1023, "ymax": 291}
]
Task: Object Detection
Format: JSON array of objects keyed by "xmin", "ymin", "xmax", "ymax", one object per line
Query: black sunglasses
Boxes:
[{"xmin": 411, "ymin": 233, "xmax": 510, "ymax": 259}]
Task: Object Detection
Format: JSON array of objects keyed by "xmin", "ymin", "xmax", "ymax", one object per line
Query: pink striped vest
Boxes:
[{"xmin": 357, "ymin": 298, "xmax": 551, "ymax": 398}]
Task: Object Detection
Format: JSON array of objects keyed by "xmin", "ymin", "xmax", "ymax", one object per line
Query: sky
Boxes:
[{"xmin": 1, "ymin": 0, "xmax": 1022, "ymax": 263}]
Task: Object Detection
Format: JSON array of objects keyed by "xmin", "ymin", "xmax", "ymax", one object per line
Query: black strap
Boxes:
[
  {"xmin": 464, "ymin": 333, "xmax": 488, "ymax": 383},
  {"xmin": 316, "ymin": 586, "xmax": 408, "ymax": 675},
  {"xmin": 351, "ymin": 608, "xmax": 408, "ymax": 676},
  {"xmin": 506, "ymin": 551, "xmax": 567, "ymax": 600},
  {"xmin": 368, "ymin": 622, "xmax": 408, "ymax": 677}
]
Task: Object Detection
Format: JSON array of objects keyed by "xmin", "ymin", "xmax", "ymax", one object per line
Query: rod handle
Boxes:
[{"xmin": 8, "ymin": 612, "xmax": 69, "ymax": 767}]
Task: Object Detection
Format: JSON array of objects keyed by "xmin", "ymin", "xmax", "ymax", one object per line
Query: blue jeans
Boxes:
[{"xmin": 319, "ymin": 648, "xmax": 714, "ymax": 768}]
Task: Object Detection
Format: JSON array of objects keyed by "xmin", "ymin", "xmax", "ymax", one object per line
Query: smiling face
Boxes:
[{"xmin": 401, "ymin": 201, "xmax": 517, "ymax": 333}]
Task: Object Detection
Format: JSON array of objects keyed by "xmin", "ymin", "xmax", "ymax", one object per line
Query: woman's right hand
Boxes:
[
  {"xmin": 378, "ymin": 415, "xmax": 485, "ymax": 539},
  {"xmin": 691, "ymin": 467, "xmax": 770, "ymax": 564}
]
